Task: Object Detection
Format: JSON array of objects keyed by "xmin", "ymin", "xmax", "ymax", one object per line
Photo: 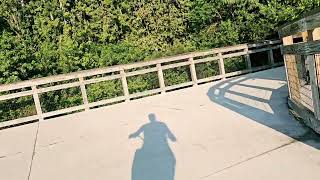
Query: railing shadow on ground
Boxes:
[
  {"xmin": 207, "ymin": 67, "xmax": 320, "ymax": 150},
  {"xmin": 129, "ymin": 113, "xmax": 176, "ymax": 180}
]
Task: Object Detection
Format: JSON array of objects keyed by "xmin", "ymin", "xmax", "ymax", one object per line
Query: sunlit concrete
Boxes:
[{"xmin": 1, "ymin": 67, "xmax": 320, "ymax": 180}]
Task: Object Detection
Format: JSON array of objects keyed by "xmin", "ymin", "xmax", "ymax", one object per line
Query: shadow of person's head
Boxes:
[
  {"xmin": 130, "ymin": 113, "xmax": 176, "ymax": 180},
  {"xmin": 148, "ymin": 113, "xmax": 157, "ymax": 122}
]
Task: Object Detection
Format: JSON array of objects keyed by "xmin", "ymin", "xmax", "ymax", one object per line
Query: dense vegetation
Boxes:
[{"xmin": 1, "ymin": 0, "xmax": 320, "ymax": 121}]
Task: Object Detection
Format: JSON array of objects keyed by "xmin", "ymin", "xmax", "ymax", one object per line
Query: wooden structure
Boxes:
[
  {"xmin": 279, "ymin": 9, "xmax": 320, "ymax": 133},
  {"xmin": 0, "ymin": 40, "xmax": 281, "ymax": 128}
]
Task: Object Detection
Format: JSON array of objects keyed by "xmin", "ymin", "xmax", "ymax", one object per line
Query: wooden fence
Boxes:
[
  {"xmin": 279, "ymin": 8, "xmax": 320, "ymax": 133},
  {"xmin": 0, "ymin": 40, "xmax": 282, "ymax": 128}
]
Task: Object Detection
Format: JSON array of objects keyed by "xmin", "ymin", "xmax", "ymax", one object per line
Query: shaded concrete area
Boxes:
[{"xmin": 1, "ymin": 67, "xmax": 320, "ymax": 180}]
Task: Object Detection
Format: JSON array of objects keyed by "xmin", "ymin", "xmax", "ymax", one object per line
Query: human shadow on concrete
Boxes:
[
  {"xmin": 207, "ymin": 67, "xmax": 320, "ymax": 149},
  {"xmin": 129, "ymin": 113, "xmax": 176, "ymax": 180}
]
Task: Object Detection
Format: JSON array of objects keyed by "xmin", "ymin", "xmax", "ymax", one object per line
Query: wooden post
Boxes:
[
  {"xmin": 282, "ymin": 35, "xmax": 296, "ymax": 100},
  {"xmin": 157, "ymin": 64, "xmax": 166, "ymax": 94},
  {"xmin": 268, "ymin": 49, "xmax": 275, "ymax": 67},
  {"xmin": 245, "ymin": 47, "xmax": 252, "ymax": 72},
  {"xmin": 31, "ymin": 85, "xmax": 44, "ymax": 121},
  {"xmin": 308, "ymin": 28, "xmax": 320, "ymax": 119},
  {"xmin": 120, "ymin": 69, "xmax": 130, "ymax": 102},
  {"xmin": 308, "ymin": 55, "xmax": 320, "ymax": 119},
  {"xmin": 189, "ymin": 57, "xmax": 198, "ymax": 86},
  {"xmin": 218, "ymin": 53, "xmax": 226, "ymax": 79},
  {"xmin": 79, "ymin": 77, "xmax": 89, "ymax": 111},
  {"xmin": 302, "ymin": 31, "xmax": 308, "ymax": 42}
]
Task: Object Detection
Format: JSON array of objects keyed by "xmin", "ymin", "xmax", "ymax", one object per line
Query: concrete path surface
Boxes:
[{"xmin": 1, "ymin": 67, "xmax": 320, "ymax": 180}]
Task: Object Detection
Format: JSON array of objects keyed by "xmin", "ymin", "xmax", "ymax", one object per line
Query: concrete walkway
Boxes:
[{"xmin": 1, "ymin": 67, "xmax": 320, "ymax": 180}]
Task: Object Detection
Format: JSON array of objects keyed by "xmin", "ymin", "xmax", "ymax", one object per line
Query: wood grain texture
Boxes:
[
  {"xmin": 283, "ymin": 40, "xmax": 320, "ymax": 55},
  {"xmin": 279, "ymin": 9, "xmax": 320, "ymax": 38}
]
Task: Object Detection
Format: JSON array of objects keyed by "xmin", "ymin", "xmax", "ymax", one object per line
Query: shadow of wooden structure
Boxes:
[{"xmin": 279, "ymin": 9, "xmax": 320, "ymax": 134}]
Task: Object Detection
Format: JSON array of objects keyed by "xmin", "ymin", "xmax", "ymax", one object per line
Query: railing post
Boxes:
[
  {"xmin": 268, "ymin": 48, "xmax": 275, "ymax": 67},
  {"xmin": 245, "ymin": 47, "xmax": 252, "ymax": 72},
  {"xmin": 157, "ymin": 64, "xmax": 166, "ymax": 94},
  {"xmin": 307, "ymin": 28, "xmax": 320, "ymax": 119},
  {"xmin": 31, "ymin": 85, "xmax": 44, "ymax": 121},
  {"xmin": 308, "ymin": 55, "xmax": 320, "ymax": 119},
  {"xmin": 189, "ymin": 57, "xmax": 198, "ymax": 86},
  {"xmin": 282, "ymin": 35, "xmax": 295, "ymax": 100},
  {"xmin": 79, "ymin": 77, "xmax": 89, "ymax": 111},
  {"xmin": 120, "ymin": 69, "xmax": 130, "ymax": 102},
  {"xmin": 218, "ymin": 53, "xmax": 226, "ymax": 79}
]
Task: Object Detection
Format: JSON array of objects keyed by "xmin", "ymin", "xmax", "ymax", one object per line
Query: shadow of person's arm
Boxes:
[
  {"xmin": 129, "ymin": 126, "xmax": 144, "ymax": 139},
  {"xmin": 167, "ymin": 127, "xmax": 177, "ymax": 142}
]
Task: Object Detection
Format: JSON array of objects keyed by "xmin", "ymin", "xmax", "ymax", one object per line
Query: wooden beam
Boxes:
[
  {"xmin": 282, "ymin": 40, "xmax": 320, "ymax": 55},
  {"xmin": 279, "ymin": 9, "xmax": 320, "ymax": 38}
]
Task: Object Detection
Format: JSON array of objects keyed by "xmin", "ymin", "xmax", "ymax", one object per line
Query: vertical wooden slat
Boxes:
[
  {"xmin": 157, "ymin": 64, "xmax": 166, "ymax": 94},
  {"xmin": 120, "ymin": 69, "xmax": 130, "ymax": 102},
  {"xmin": 308, "ymin": 55, "xmax": 320, "ymax": 119},
  {"xmin": 302, "ymin": 31, "xmax": 308, "ymax": 42},
  {"xmin": 309, "ymin": 27, "xmax": 320, "ymax": 119},
  {"xmin": 282, "ymin": 36, "xmax": 295, "ymax": 100},
  {"xmin": 79, "ymin": 77, "xmax": 89, "ymax": 111},
  {"xmin": 245, "ymin": 47, "xmax": 252, "ymax": 72},
  {"xmin": 218, "ymin": 53, "xmax": 226, "ymax": 79},
  {"xmin": 31, "ymin": 85, "xmax": 43, "ymax": 121},
  {"xmin": 189, "ymin": 57, "xmax": 198, "ymax": 86}
]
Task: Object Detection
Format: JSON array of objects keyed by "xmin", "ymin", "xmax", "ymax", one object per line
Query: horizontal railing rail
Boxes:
[
  {"xmin": 0, "ymin": 40, "xmax": 282, "ymax": 128},
  {"xmin": 279, "ymin": 8, "xmax": 320, "ymax": 38}
]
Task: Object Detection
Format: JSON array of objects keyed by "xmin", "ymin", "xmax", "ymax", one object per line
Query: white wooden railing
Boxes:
[{"xmin": 0, "ymin": 40, "xmax": 282, "ymax": 128}]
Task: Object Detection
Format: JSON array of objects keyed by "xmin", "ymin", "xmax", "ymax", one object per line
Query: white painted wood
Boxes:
[
  {"xmin": 120, "ymin": 69, "xmax": 130, "ymax": 102},
  {"xmin": 0, "ymin": 115, "xmax": 40, "ymax": 128},
  {"xmin": 157, "ymin": 64, "xmax": 166, "ymax": 94},
  {"xmin": 218, "ymin": 53, "xmax": 226, "ymax": 79},
  {"xmin": 37, "ymin": 82, "xmax": 81, "ymax": 94},
  {"xmin": 195, "ymin": 56, "xmax": 219, "ymax": 64},
  {"xmin": 79, "ymin": 77, "xmax": 89, "ymax": 111},
  {"xmin": 0, "ymin": 40, "xmax": 283, "ymax": 127},
  {"xmin": 165, "ymin": 82, "xmax": 194, "ymax": 91},
  {"xmin": 31, "ymin": 86, "xmax": 43, "ymax": 121},
  {"xmin": 84, "ymin": 74, "xmax": 121, "ymax": 85},
  {"xmin": 245, "ymin": 47, "xmax": 252, "ymax": 72},
  {"xmin": 197, "ymin": 75, "xmax": 224, "ymax": 84},
  {"xmin": 0, "ymin": 40, "xmax": 281, "ymax": 93},
  {"xmin": 42, "ymin": 105, "xmax": 86, "ymax": 118},
  {"xmin": 88, "ymin": 96, "xmax": 126, "ymax": 108},
  {"xmin": 125, "ymin": 67, "xmax": 158, "ymax": 77},
  {"xmin": 0, "ymin": 90, "xmax": 33, "ymax": 101},
  {"xmin": 162, "ymin": 61, "xmax": 191, "ymax": 70},
  {"xmin": 189, "ymin": 58, "xmax": 198, "ymax": 86},
  {"xmin": 129, "ymin": 88, "xmax": 162, "ymax": 99}
]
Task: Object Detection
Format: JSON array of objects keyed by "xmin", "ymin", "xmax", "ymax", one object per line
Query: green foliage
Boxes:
[
  {"xmin": 87, "ymin": 79, "xmax": 124, "ymax": 102},
  {"xmin": 1, "ymin": 0, "xmax": 320, "ymax": 121}
]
